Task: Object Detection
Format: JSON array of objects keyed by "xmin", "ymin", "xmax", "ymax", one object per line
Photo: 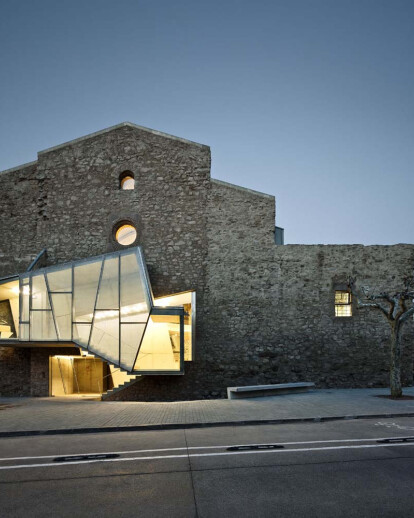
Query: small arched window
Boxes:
[{"xmin": 120, "ymin": 171, "xmax": 135, "ymax": 190}]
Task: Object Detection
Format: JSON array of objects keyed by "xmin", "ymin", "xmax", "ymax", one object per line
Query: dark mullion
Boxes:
[
  {"xmin": 179, "ymin": 312, "xmax": 184, "ymax": 374},
  {"xmin": 91, "ymin": 308, "xmax": 120, "ymax": 312},
  {"xmin": 44, "ymin": 272, "xmax": 59, "ymax": 340},
  {"xmin": 120, "ymin": 321, "xmax": 147, "ymax": 325},
  {"xmin": 18, "ymin": 275, "xmax": 22, "ymax": 339},
  {"xmin": 71, "ymin": 263, "xmax": 74, "ymax": 342},
  {"xmin": 28, "ymin": 275, "xmax": 32, "ymax": 341},
  {"xmin": 191, "ymin": 291, "xmax": 196, "ymax": 361},
  {"xmin": 137, "ymin": 249, "xmax": 154, "ymax": 310},
  {"xmin": 131, "ymin": 318, "xmax": 150, "ymax": 372},
  {"xmin": 87, "ymin": 258, "xmax": 105, "ymax": 349},
  {"xmin": 118, "ymin": 253, "xmax": 121, "ymax": 366}
]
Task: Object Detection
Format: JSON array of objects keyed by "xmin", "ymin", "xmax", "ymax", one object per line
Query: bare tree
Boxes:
[{"xmin": 348, "ymin": 276, "xmax": 414, "ymax": 398}]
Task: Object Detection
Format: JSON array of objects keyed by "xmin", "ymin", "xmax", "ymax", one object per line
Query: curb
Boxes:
[{"xmin": 1, "ymin": 412, "xmax": 414, "ymax": 438}]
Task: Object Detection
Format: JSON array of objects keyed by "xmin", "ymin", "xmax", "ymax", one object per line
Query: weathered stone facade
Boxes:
[{"xmin": 0, "ymin": 123, "xmax": 413, "ymax": 399}]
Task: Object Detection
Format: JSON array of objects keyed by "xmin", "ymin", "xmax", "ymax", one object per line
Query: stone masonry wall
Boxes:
[
  {"xmin": 0, "ymin": 346, "xmax": 79, "ymax": 397},
  {"xmin": 109, "ymin": 180, "xmax": 413, "ymax": 401},
  {"xmin": 0, "ymin": 346, "xmax": 30, "ymax": 396},
  {"xmin": 106, "ymin": 178, "xmax": 279, "ymax": 401},
  {"xmin": 199, "ymin": 178, "xmax": 414, "ymax": 397},
  {"xmin": 1, "ymin": 125, "xmax": 413, "ymax": 401},
  {"xmin": 0, "ymin": 124, "xmax": 211, "ymax": 398}
]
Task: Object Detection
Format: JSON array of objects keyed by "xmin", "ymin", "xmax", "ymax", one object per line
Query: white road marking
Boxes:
[
  {"xmin": 0, "ymin": 447, "xmax": 189, "ymax": 462},
  {"xmin": 0, "ymin": 436, "xmax": 413, "ymax": 462},
  {"xmin": 376, "ymin": 421, "xmax": 414, "ymax": 431},
  {"xmin": 0, "ymin": 441, "xmax": 414, "ymax": 471}
]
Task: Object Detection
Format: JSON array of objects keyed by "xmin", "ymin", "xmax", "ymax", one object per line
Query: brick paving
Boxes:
[{"xmin": 1, "ymin": 387, "xmax": 414, "ymax": 433}]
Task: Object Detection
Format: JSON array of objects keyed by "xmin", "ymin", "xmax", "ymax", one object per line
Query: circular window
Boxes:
[
  {"xmin": 120, "ymin": 175, "xmax": 135, "ymax": 190},
  {"xmin": 115, "ymin": 224, "xmax": 137, "ymax": 246}
]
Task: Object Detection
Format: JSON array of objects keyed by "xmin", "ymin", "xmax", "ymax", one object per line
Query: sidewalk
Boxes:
[{"xmin": 1, "ymin": 387, "xmax": 414, "ymax": 437}]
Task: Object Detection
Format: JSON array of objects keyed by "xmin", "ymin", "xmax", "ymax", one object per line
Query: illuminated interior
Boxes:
[
  {"xmin": 50, "ymin": 355, "xmax": 105, "ymax": 396},
  {"xmin": 134, "ymin": 313, "xmax": 181, "ymax": 371},
  {"xmin": 0, "ymin": 247, "xmax": 188, "ymax": 375},
  {"xmin": 116, "ymin": 224, "xmax": 137, "ymax": 245},
  {"xmin": 155, "ymin": 291, "xmax": 195, "ymax": 361},
  {"xmin": 335, "ymin": 290, "xmax": 352, "ymax": 317},
  {"xmin": 0, "ymin": 279, "xmax": 19, "ymax": 339},
  {"xmin": 120, "ymin": 175, "xmax": 135, "ymax": 190}
]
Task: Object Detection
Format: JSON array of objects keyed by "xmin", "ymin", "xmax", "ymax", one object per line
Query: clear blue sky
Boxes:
[{"xmin": 1, "ymin": 0, "xmax": 413, "ymax": 245}]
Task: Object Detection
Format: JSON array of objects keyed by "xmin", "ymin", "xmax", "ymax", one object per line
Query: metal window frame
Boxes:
[
  {"xmin": 154, "ymin": 289, "xmax": 196, "ymax": 361},
  {"xmin": 334, "ymin": 290, "xmax": 353, "ymax": 317},
  {"xmin": 0, "ymin": 275, "xmax": 19, "ymax": 342},
  {"xmin": 130, "ymin": 306, "xmax": 185, "ymax": 375}
]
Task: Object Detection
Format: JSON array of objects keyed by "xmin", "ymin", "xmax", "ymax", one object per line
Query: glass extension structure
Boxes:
[{"xmin": 0, "ymin": 247, "xmax": 192, "ymax": 375}]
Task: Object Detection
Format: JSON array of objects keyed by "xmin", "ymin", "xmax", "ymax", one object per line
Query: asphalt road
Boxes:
[{"xmin": 1, "ymin": 417, "xmax": 414, "ymax": 518}]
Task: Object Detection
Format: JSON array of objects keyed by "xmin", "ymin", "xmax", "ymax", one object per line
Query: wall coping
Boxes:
[
  {"xmin": 211, "ymin": 178, "xmax": 274, "ymax": 200},
  {"xmin": 0, "ymin": 160, "xmax": 37, "ymax": 176}
]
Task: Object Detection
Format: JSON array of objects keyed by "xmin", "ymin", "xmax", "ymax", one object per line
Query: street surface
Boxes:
[{"xmin": 1, "ymin": 417, "xmax": 414, "ymax": 517}]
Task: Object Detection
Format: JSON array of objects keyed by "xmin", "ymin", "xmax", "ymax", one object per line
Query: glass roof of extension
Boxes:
[{"xmin": 15, "ymin": 247, "xmax": 185, "ymax": 374}]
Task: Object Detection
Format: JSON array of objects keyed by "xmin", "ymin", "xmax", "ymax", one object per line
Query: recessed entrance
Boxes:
[{"xmin": 50, "ymin": 355, "xmax": 105, "ymax": 397}]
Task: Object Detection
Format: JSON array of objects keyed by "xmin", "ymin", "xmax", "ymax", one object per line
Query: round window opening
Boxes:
[
  {"xmin": 116, "ymin": 224, "xmax": 137, "ymax": 246},
  {"xmin": 120, "ymin": 175, "xmax": 135, "ymax": 190}
]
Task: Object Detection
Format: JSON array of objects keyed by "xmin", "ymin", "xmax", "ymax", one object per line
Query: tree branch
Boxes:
[
  {"xmin": 348, "ymin": 277, "xmax": 391, "ymax": 319},
  {"xmin": 356, "ymin": 299, "xmax": 390, "ymax": 318},
  {"xmin": 400, "ymin": 306, "xmax": 414, "ymax": 324}
]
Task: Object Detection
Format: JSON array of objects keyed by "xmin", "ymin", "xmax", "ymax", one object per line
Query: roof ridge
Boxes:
[{"xmin": 38, "ymin": 122, "xmax": 209, "ymax": 156}]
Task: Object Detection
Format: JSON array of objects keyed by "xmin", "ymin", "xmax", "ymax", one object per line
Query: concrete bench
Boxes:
[{"xmin": 227, "ymin": 382, "xmax": 315, "ymax": 400}]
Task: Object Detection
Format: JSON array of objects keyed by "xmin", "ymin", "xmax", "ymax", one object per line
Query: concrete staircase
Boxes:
[
  {"xmin": 101, "ymin": 364, "xmax": 142, "ymax": 400},
  {"xmin": 73, "ymin": 343, "xmax": 142, "ymax": 400}
]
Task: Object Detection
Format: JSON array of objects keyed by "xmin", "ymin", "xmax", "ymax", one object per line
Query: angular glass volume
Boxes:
[{"xmin": 10, "ymin": 247, "xmax": 188, "ymax": 375}]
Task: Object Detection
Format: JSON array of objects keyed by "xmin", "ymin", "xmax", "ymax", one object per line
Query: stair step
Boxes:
[{"xmin": 101, "ymin": 375, "xmax": 142, "ymax": 400}]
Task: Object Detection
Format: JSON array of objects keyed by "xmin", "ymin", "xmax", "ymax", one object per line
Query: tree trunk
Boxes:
[{"xmin": 390, "ymin": 324, "xmax": 402, "ymax": 398}]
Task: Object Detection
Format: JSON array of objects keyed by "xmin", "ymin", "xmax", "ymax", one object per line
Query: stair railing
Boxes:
[{"xmin": 57, "ymin": 358, "xmax": 67, "ymax": 395}]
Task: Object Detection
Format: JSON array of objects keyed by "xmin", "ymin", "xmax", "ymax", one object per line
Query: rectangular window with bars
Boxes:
[{"xmin": 335, "ymin": 290, "xmax": 352, "ymax": 317}]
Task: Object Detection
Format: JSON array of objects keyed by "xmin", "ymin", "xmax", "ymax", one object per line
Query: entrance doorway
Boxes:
[{"xmin": 50, "ymin": 355, "xmax": 104, "ymax": 397}]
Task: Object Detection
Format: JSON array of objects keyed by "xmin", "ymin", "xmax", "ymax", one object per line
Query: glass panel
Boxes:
[
  {"xmin": 31, "ymin": 311, "xmax": 57, "ymax": 340},
  {"xmin": 134, "ymin": 314, "xmax": 181, "ymax": 371},
  {"xmin": 51, "ymin": 293, "xmax": 72, "ymax": 340},
  {"xmin": 73, "ymin": 259, "xmax": 102, "ymax": 322},
  {"xmin": 90, "ymin": 310, "xmax": 119, "ymax": 364},
  {"xmin": 335, "ymin": 291, "xmax": 351, "ymax": 304},
  {"xmin": 120, "ymin": 251, "xmax": 151, "ymax": 322},
  {"xmin": 335, "ymin": 305, "xmax": 352, "ymax": 317},
  {"xmin": 19, "ymin": 323, "xmax": 29, "ymax": 341},
  {"xmin": 47, "ymin": 266, "xmax": 72, "ymax": 292},
  {"xmin": 31, "ymin": 274, "xmax": 50, "ymax": 310},
  {"xmin": 155, "ymin": 291, "xmax": 194, "ymax": 361},
  {"xmin": 120, "ymin": 323, "xmax": 145, "ymax": 371},
  {"xmin": 116, "ymin": 225, "xmax": 137, "ymax": 245},
  {"xmin": 73, "ymin": 323, "xmax": 91, "ymax": 348},
  {"xmin": 20, "ymin": 280, "xmax": 30, "ymax": 322},
  {"xmin": 96, "ymin": 257, "xmax": 119, "ymax": 310}
]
